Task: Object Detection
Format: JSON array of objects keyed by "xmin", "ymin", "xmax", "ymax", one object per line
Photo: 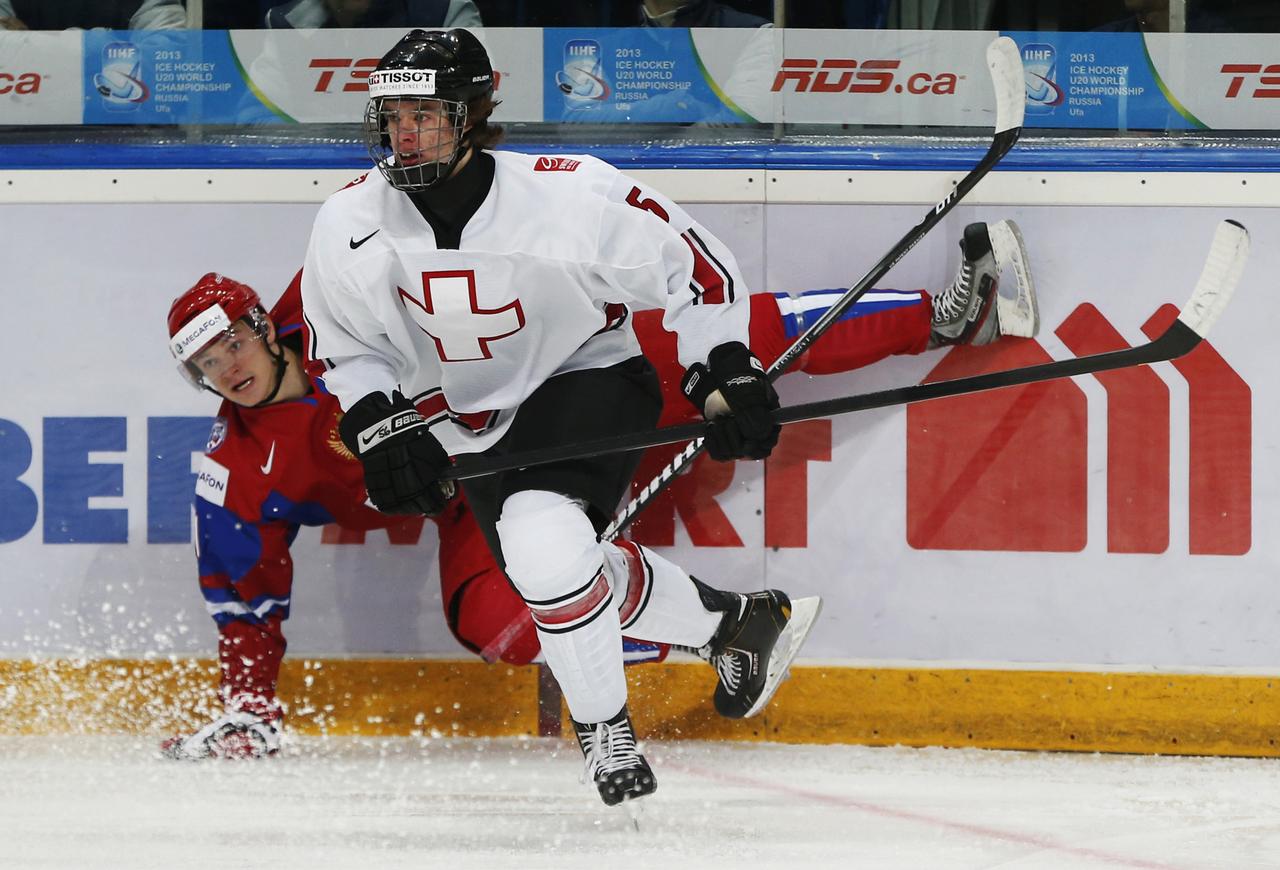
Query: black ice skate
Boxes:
[
  {"xmin": 573, "ymin": 706, "xmax": 657, "ymax": 807},
  {"xmin": 694, "ymin": 585, "xmax": 824, "ymax": 720},
  {"xmin": 929, "ymin": 219, "xmax": 1038, "ymax": 348}
]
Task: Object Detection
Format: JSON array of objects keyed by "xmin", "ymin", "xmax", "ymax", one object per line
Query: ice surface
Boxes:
[{"xmin": 3, "ymin": 736, "xmax": 1278, "ymax": 869}]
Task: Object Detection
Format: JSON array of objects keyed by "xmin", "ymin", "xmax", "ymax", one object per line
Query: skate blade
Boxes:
[
  {"xmin": 990, "ymin": 219, "xmax": 1039, "ymax": 338},
  {"xmin": 744, "ymin": 595, "xmax": 823, "ymax": 719},
  {"xmin": 621, "ymin": 798, "xmax": 644, "ymax": 831}
]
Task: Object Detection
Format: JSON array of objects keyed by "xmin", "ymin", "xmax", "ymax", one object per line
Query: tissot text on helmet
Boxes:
[{"xmin": 367, "ymin": 68, "xmax": 438, "ymax": 97}]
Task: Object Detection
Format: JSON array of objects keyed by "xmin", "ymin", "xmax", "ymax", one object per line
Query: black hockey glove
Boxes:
[
  {"xmin": 338, "ymin": 389, "xmax": 455, "ymax": 516},
  {"xmin": 681, "ymin": 341, "xmax": 781, "ymax": 461}
]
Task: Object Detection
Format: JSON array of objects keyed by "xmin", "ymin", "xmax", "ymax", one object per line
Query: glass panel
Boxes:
[{"xmin": 2, "ymin": 3, "xmax": 1279, "ymax": 150}]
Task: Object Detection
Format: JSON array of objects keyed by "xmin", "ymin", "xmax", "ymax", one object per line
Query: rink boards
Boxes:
[
  {"xmin": 1, "ymin": 154, "xmax": 1277, "ymax": 752},
  {"xmin": 4, "ymin": 657, "xmax": 1280, "ymax": 757}
]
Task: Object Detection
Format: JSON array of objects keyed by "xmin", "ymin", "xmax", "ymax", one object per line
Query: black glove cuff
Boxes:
[
  {"xmin": 680, "ymin": 361, "xmax": 714, "ymax": 414},
  {"xmin": 338, "ymin": 390, "xmax": 428, "ymax": 456},
  {"xmin": 681, "ymin": 341, "xmax": 766, "ymax": 414}
]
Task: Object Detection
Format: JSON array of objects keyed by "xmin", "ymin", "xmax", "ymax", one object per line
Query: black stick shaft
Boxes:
[{"xmin": 442, "ymin": 320, "xmax": 1199, "ymax": 483}]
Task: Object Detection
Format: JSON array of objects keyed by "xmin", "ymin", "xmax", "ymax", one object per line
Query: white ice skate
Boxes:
[{"xmin": 930, "ymin": 219, "xmax": 1039, "ymax": 347}]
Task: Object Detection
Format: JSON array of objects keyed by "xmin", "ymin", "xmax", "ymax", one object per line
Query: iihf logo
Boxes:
[
  {"xmin": 556, "ymin": 39, "xmax": 610, "ymax": 103},
  {"xmin": 1021, "ymin": 43, "xmax": 1063, "ymax": 114},
  {"xmin": 94, "ymin": 41, "xmax": 149, "ymax": 111}
]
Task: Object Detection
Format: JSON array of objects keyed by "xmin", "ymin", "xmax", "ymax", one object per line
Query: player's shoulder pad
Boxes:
[{"xmin": 313, "ymin": 169, "xmax": 386, "ymax": 228}]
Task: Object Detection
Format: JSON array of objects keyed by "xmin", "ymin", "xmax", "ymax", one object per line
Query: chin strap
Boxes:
[
  {"xmin": 421, "ymin": 140, "xmax": 473, "ymax": 191},
  {"xmin": 250, "ymin": 342, "xmax": 290, "ymax": 408}
]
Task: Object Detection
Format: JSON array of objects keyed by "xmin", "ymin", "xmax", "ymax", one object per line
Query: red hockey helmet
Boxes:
[{"xmin": 167, "ymin": 272, "xmax": 269, "ymax": 389}]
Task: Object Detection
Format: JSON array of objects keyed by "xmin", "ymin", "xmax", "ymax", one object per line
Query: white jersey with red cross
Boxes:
[{"xmin": 300, "ymin": 151, "xmax": 751, "ymax": 455}]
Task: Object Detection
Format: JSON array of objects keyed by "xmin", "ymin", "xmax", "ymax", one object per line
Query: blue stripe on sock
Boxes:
[{"xmin": 776, "ymin": 289, "xmax": 924, "ymax": 339}]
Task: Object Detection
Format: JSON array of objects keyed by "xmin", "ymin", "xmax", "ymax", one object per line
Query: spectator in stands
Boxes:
[
  {"xmin": 0, "ymin": 0, "xmax": 185, "ymax": 29},
  {"xmin": 262, "ymin": 0, "xmax": 480, "ymax": 28},
  {"xmin": 1094, "ymin": 0, "xmax": 1230, "ymax": 31},
  {"xmin": 201, "ymin": 0, "xmax": 265, "ymax": 28},
  {"xmin": 842, "ymin": 0, "xmax": 890, "ymax": 27},
  {"xmin": 884, "ymin": 0, "xmax": 994, "ymax": 29},
  {"xmin": 638, "ymin": 0, "xmax": 770, "ymax": 27}
]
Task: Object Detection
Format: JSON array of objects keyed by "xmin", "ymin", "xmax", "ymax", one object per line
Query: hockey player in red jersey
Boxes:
[
  {"xmin": 159, "ymin": 271, "xmax": 519, "ymax": 759},
  {"xmin": 299, "ymin": 27, "xmax": 1037, "ymax": 806}
]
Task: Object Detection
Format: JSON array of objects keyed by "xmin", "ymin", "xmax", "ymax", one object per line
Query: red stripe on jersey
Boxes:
[
  {"xmin": 414, "ymin": 390, "xmax": 497, "ymax": 433},
  {"xmin": 452, "ymin": 409, "xmax": 499, "ymax": 432},
  {"xmin": 528, "ymin": 572, "xmax": 611, "ymax": 628},
  {"xmin": 592, "ymin": 302, "xmax": 630, "ymax": 337},
  {"xmin": 300, "ymin": 310, "xmax": 330, "ymax": 378},
  {"xmin": 414, "ymin": 391, "xmax": 450, "ymax": 425},
  {"xmin": 684, "ymin": 228, "xmax": 733, "ymax": 305}
]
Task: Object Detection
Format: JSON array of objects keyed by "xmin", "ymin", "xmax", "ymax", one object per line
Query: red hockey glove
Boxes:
[
  {"xmin": 338, "ymin": 389, "xmax": 456, "ymax": 516},
  {"xmin": 681, "ymin": 342, "xmax": 781, "ymax": 461}
]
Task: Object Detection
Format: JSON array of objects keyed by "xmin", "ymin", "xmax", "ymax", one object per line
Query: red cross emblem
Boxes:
[{"xmin": 398, "ymin": 270, "xmax": 525, "ymax": 362}]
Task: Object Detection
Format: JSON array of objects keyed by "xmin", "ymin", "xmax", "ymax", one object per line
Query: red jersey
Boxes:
[
  {"xmin": 194, "ymin": 275, "xmax": 403, "ymax": 631},
  {"xmin": 193, "ymin": 274, "xmax": 505, "ymax": 701}
]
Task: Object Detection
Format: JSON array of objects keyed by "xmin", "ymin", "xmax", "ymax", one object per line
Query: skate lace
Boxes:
[
  {"xmin": 934, "ymin": 262, "xmax": 973, "ymax": 321},
  {"xmin": 582, "ymin": 720, "xmax": 642, "ymax": 779},
  {"xmin": 713, "ymin": 651, "xmax": 743, "ymax": 695}
]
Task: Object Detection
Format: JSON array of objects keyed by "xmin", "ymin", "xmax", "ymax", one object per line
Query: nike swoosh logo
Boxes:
[
  {"xmin": 260, "ymin": 442, "xmax": 276, "ymax": 475},
  {"xmin": 349, "ymin": 229, "xmax": 380, "ymax": 249}
]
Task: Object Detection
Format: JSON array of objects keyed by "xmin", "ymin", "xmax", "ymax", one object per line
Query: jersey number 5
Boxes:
[{"xmin": 625, "ymin": 186, "xmax": 671, "ymax": 223}]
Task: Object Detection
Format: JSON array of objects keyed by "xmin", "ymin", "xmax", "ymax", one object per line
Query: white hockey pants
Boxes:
[{"xmin": 496, "ymin": 490, "xmax": 723, "ymax": 724}]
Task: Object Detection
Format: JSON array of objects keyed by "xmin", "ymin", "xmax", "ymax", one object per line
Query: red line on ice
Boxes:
[{"xmin": 671, "ymin": 762, "xmax": 1183, "ymax": 870}]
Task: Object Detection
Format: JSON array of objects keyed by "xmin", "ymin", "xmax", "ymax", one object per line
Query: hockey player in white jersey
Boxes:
[{"xmin": 299, "ymin": 28, "xmax": 828, "ymax": 808}]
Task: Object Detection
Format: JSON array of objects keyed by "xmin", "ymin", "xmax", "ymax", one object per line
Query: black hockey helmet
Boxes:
[{"xmin": 363, "ymin": 29, "xmax": 495, "ymax": 192}]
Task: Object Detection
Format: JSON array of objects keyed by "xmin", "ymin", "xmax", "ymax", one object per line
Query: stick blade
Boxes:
[
  {"xmin": 1177, "ymin": 219, "xmax": 1250, "ymax": 338},
  {"xmin": 987, "ymin": 36, "xmax": 1025, "ymax": 134}
]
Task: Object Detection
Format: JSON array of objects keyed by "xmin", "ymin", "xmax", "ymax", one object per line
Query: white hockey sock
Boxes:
[
  {"xmin": 496, "ymin": 490, "xmax": 626, "ymax": 724},
  {"xmin": 603, "ymin": 540, "xmax": 724, "ymax": 648}
]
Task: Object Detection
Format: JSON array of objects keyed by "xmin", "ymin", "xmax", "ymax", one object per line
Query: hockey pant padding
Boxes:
[
  {"xmin": 604, "ymin": 539, "xmax": 722, "ymax": 648},
  {"xmin": 497, "ymin": 490, "xmax": 626, "ymax": 724}
]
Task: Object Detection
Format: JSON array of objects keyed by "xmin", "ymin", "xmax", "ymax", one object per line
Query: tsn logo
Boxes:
[
  {"xmin": 310, "ymin": 58, "xmax": 503, "ymax": 93},
  {"xmin": 0, "ymin": 71, "xmax": 41, "ymax": 95},
  {"xmin": 1220, "ymin": 63, "xmax": 1280, "ymax": 98},
  {"xmin": 772, "ymin": 58, "xmax": 961, "ymax": 95},
  {"xmin": 311, "ymin": 57, "xmax": 379, "ymax": 92}
]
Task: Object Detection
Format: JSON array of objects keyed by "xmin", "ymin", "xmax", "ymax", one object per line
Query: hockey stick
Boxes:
[
  {"xmin": 597, "ymin": 35, "xmax": 1027, "ymax": 541},
  {"xmin": 442, "ymin": 220, "xmax": 1249, "ymax": 483}
]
